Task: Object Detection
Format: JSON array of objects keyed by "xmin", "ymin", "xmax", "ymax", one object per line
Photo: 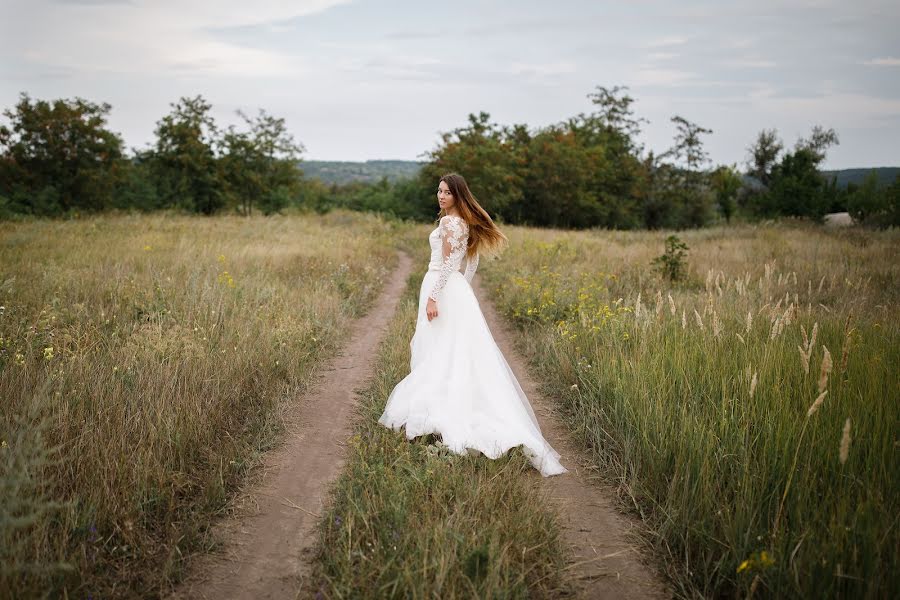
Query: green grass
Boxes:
[
  {"xmin": 306, "ymin": 266, "xmax": 573, "ymax": 599},
  {"xmin": 0, "ymin": 210, "xmax": 399, "ymax": 598},
  {"xmin": 480, "ymin": 221, "xmax": 899, "ymax": 598}
]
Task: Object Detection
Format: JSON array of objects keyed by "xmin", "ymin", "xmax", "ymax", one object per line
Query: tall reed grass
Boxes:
[{"xmin": 482, "ymin": 222, "xmax": 899, "ymax": 598}]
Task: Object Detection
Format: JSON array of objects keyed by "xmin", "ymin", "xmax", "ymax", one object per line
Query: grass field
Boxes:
[
  {"xmin": 480, "ymin": 221, "xmax": 899, "ymax": 598},
  {"xmin": 3, "ymin": 212, "xmax": 897, "ymax": 599},
  {"xmin": 0, "ymin": 210, "xmax": 398, "ymax": 598}
]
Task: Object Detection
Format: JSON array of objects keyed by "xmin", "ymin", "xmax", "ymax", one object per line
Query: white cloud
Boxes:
[
  {"xmin": 643, "ymin": 35, "xmax": 690, "ymax": 49},
  {"xmin": 5, "ymin": 0, "xmax": 351, "ymax": 78},
  {"xmin": 630, "ymin": 68, "xmax": 698, "ymax": 87},
  {"xmin": 863, "ymin": 57, "xmax": 900, "ymax": 67}
]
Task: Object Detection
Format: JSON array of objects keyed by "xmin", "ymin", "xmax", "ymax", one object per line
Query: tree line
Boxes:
[
  {"xmin": 1, "ymin": 87, "xmax": 897, "ymax": 228},
  {"xmin": 0, "ymin": 94, "xmax": 302, "ymax": 218}
]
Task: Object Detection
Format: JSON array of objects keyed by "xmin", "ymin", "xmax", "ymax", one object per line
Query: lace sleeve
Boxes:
[
  {"xmin": 463, "ymin": 251, "xmax": 479, "ymax": 283},
  {"xmin": 428, "ymin": 215, "xmax": 468, "ymax": 302}
]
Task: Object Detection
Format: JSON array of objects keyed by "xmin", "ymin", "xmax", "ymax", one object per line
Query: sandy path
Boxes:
[
  {"xmin": 473, "ymin": 277, "xmax": 671, "ymax": 600},
  {"xmin": 170, "ymin": 250, "xmax": 414, "ymax": 600}
]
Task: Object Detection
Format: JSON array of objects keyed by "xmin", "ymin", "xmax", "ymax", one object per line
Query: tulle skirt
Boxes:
[{"xmin": 377, "ymin": 269, "xmax": 567, "ymax": 477}]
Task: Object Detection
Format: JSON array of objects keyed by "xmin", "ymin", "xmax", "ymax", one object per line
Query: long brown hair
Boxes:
[{"xmin": 437, "ymin": 173, "xmax": 508, "ymax": 259}]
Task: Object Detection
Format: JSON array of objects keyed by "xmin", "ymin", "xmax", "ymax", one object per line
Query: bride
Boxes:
[{"xmin": 377, "ymin": 173, "xmax": 567, "ymax": 477}]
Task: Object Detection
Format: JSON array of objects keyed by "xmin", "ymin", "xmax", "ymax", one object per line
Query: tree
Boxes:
[
  {"xmin": 745, "ymin": 125, "xmax": 840, "ymax": 220},
  {"xmin": 220, "ymin": 108, "xmax": 305, "ymax": 215},
  {"xmin": 847, "ymin": 171, "xmax": 900, "ymax": 227},
  {"xmin": 648, "ymin": 116, "xmax": 716, "ymax": 228},
  {"xmin": 668, "ymin": 115, "xmax": 713, "ymax": 171},
  {"xmin": 710, "ymin": 165, "xmax": 744, "ymax": 223},
  {"xmin": 746, "ymin": 129, "xmax": 783, "ymax": 188},
  {"xmin": 0, "ymin": 92, "xmax": 124, "ymax": 215},
  {"xmin": 520, "ymin": 125, "xmax": 602, "ymax": 228},
  {"xmin": 151, "ymin": 95, "xmax": 224, "ymax": 214},
  {"xmin": 571, "ymin": 85, "xmax": 648, "ymax": 228},
  {"xmin": 421, "ymin": 111, "xmax": 526, "ymax": 219},
  {"xmin": 762, "ymin": 148, "xmax": 829, "ymax": 219},
  {"xmin": 796, "ymin": 125, "xmax": 839, "ymax": 164}
]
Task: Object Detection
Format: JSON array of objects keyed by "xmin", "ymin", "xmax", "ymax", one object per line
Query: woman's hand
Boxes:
[{"xmin": 426, "ymin": 297, "xmax": 438, "ymax": 321}]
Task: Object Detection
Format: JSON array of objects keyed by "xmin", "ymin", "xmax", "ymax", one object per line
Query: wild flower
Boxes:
[
  {"xmin": 737, "ymin": 550, "xmax": 775, "ymax": 574},
  {"xmin": 218, "ymin": 271, "xmax": 236, "ymax": 288},
  {"xmin": 43, "ymin": 346, "xmax": 54, "ymax": 360},
  {"xmin": 839, "ymin": 418, "xmax": 852, "ymax": 465}
]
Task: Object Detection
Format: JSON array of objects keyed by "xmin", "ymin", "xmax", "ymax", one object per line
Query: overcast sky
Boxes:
[{"xmin": 2, "ymin": 0, "xmax": 898, "ymax": 169}]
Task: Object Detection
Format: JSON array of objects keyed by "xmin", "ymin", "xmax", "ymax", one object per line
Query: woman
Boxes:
[{"xmin": 377, "ymin": 173, "xmax": 567, "ymax": 477}]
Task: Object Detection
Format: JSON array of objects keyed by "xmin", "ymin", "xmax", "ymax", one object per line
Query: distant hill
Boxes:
[
  {"xmin": 821, "ymin": 167, "xmax": 899, "ymax": 188},
  {"xmin": 301, "ymin": 160, "xmax": 423, "ymax": 185},
  {"xmin": 299, "ymin": 161, "xmax": 898, "ymax": 189}
]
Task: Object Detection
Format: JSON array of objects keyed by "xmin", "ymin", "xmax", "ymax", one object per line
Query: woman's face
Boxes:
[{"xmin": 437, "ymin": 180, "xmax": 455, "ymax": 211}]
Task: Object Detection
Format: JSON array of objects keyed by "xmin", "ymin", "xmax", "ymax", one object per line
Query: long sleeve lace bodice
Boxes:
[{"xmin": 427, "ymin": 215, "xmax": 478, "ymax": 301}]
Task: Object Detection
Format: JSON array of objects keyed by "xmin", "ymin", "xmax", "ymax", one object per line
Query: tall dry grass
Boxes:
[
  {"xmin": 0, "ymin": 210, "xmax": 398, "ymax": 598},
  {"xmin": 482, "ymin": 221, "xmax": 899, "ymax": 598}
]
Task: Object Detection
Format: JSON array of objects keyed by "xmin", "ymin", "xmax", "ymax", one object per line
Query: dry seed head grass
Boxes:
[
  {"xmin": 807, "ymin": 390, "xmax": 828, "ymax": 417},
  {"xmin": 839, "ymin": 418, "xmax": 852, "ymax": 465},
  {"xmin": 818, "ymin": 345, "xmax": 833, "ymax": 393}
]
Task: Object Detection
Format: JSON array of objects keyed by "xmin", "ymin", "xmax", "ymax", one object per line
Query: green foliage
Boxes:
[
  {"xmin": 150, "ymin": 95, "xmax": 224, "ymax": 215},
  {"xmin": 711, "ymin": 165, "xmax": 743, "ymax": 223},
  {"xmin": 743, "ymin": 126, "xmax": 840, "ymax": 221},
  {"xmin": 651, "ymin": 234, "xmax": 690, "ymax": 282},
  {"xmin": 219, "ymin": 108, "xmax": 304, "ymax": 216},
  {"xmin": 848, "ymin": 172, "xmax": 900, "ymax": 228},
  {"xmin": 421, "ymin": 111, "xmax": 526, "ymax": 217},
  {"xmin": 0, "ymin": 93, "xmax": 125, "ymax": 216},
  {"xmin": 417, "ymin": 88, "xmax": 722, "ymax": 230}
]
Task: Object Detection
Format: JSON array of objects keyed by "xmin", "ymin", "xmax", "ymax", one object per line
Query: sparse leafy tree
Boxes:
[
  {"xmin": 220, "ymin": 109, "xmax": 305, "ymax": 215},
  {"xmin": 151, "ymin": 95, "xmax": 224, "ymax": 214},
  {"xmin": 711, "ymin": 165, "xmax": 744, "ymax": 223},
  {"xmin": 796, "ymin": 125, "xmax": 839, "ymax": 164},
  {"xmin": 668, "ymin": 115, "xmax": 713, "ymax": 171},
  {"xmin": 746, "ymin": 129, "xmax": 783, "ymax": 188}
]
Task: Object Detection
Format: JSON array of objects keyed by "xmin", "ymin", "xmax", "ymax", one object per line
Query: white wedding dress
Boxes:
[{"xmin": 377, "ymin": 215, "xmax": 567, "ymax": 477}]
